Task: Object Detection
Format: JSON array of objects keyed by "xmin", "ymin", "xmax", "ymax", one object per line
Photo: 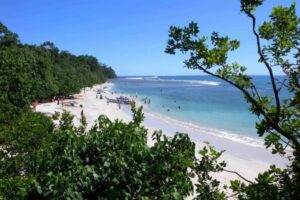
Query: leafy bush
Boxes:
[{"xmin": 0, "ymin": 104, "xmax": 195, "ymax": 199}]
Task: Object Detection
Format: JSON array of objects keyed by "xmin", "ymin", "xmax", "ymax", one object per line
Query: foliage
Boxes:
[
  {"xmin": 194, "ymin": 146, "xmax": 226, "ymax": 200},
  {"xmin": 0, "ymin": 112, "xmax": 54, "ymax": 154},
  {"xmin": 165, "ymin": 0, "xmax": 300, "ymax": 199},
  {"xmin": 0, "ymin": 104, "xmax": 195, "ymax": 199},
  {"xmin": 0, "ymin": 22, "xmax": 116, "ymax": 127}
]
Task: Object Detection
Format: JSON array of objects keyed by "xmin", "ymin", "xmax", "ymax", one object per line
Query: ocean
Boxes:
[{"xmin": 110, "ymin": 75, "xmax": 288, "ymax": 145}]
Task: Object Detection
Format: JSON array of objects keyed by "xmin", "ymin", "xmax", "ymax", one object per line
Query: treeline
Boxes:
[{"xmin": 0, "ymin": 22, "xmax": 116, "ymax": 125}]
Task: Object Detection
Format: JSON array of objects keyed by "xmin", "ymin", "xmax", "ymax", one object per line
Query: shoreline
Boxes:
[
  {"xmin": 36, "ymin": 82, "xmax": 289, "ymax": 184},
  {"xmin": 112, "ymin": 78, "xmax": 266, "ymax": 148},
  {"xmin": 129, "ymin": 100, "xmax": 265, "ymax": 149}
]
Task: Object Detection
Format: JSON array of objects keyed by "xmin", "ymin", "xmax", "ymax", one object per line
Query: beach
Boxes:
[{"xmin": 36, "ymin": 82, "xmax": 289, "ymax": 188}]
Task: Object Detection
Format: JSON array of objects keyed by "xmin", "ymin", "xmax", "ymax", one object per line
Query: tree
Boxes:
[
  {"xmin": 0, "ymin": 22, "xmax": 116, "ymax": 118},
  {"xmin": 0, "ymin": 22, "xmax": 19, "ymax": 46},
  {"xmin": 0, "ymin": 104, "xmax": 195, "ymax": 199},
  {"xmin": 165, "ymin": 0, "xmax": 299, "ymax": 199}
]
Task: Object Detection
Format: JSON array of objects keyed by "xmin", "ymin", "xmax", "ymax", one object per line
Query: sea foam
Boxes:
[
  {"xmin": 125, "ymin": 77, "xmax": 144, "ymax": 80},
  {"xmin": 159, "ymin": 79, "xmax": 221, "ymax": 86}
]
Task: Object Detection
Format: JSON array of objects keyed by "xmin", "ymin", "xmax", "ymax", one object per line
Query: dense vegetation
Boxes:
[
  {"xmin": 0, "ymin": 0, "xmax": 299, "ymax": 199},
  {"xmin": 0, "ymin": 105, "xmax": 196, "ymax": 199},
  {"xmin": 0, "ymin": 22, "xmax": 116, "ymax": 126}
]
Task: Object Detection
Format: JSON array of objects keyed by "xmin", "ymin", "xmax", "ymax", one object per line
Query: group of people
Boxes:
[
  {"xmin": 162, "ymin": 100, "xmax": 182, "ymax": 112},
  {"xmin": 141, "ymin": 96, "xmax": 151, "ymax": 105},
  {"xmin": 96, "ymin": 94, "xmax": 103, "ymax": 99}
]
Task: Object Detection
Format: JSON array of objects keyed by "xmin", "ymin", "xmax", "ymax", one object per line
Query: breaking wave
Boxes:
[
  {"xmin": 125, "ymin": 77, "xmax": 144, "ymax": 80},
  {"xmin": 162, "ymin": 79, "xmax": 221, "ymax": 86}
]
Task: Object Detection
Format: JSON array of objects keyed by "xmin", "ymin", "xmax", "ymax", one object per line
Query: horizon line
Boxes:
[{"xmin": 117, "ymin": 74, "xmax": 285, "ymax": 77}]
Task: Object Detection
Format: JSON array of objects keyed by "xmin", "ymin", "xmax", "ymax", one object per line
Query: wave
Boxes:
[
  {"xmin": 160, "ymin": 79, "xmax": 221, "ymax": 86},
  {"xmin": 183, "ymin": 80, "xmax": 221, "ymax": 86},
  {"xmin": 125, "ymin": 77, "xmax": 144, "ymax": 80},
  {"xmin": 122, "ymin": 77, "xmax": 221, "ymax": 86}
]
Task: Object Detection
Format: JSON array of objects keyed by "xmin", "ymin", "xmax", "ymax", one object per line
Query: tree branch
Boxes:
[
  {"xmin": 250, "ymin": 83, "xmax": 262, "ymax": 102},
  {"xmin": 223, "ymin": 169, "xmax": 254, "ymax": 184},
  {"xmin": 245, "ymin": 11, "xmax": 281, "ymax": 123}
]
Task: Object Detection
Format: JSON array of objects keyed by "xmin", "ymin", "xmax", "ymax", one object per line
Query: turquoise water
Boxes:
[{"xmin": 111, "ymin": 75, "xmax": 288, "ymax": 140}]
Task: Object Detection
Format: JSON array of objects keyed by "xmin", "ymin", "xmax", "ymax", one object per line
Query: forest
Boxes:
[{"xmin": 0, "ymin": 22, "xmax": 116, "ymax": 126}]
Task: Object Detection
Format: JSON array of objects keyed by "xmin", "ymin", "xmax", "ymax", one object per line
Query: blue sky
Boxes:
[{"xmin": 0, "ymin": 0, "xmax": 298, "ymax": 76}]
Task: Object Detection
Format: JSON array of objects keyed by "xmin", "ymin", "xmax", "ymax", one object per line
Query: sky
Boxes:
[{"xmin": 0, "ymin": 0, "xmax": 298, "ymax": 76}]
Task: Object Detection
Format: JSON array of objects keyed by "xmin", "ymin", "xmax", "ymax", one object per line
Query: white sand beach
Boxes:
[{"xmin": 36, "ymin": 83, "xmax": 289, "ymax": 191}]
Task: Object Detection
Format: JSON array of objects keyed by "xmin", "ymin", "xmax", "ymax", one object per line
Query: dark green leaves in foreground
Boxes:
[{"xmin": 0, "ymin": 104, "xmax": 196, "ymax": 199}]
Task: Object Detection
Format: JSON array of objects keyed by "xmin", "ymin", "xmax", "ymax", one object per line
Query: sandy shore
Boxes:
[{"xmin": 36, "ymin": 83, "xmax": 289, "ymax": 193}]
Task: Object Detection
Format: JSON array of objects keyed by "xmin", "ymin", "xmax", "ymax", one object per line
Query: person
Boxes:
[
  {"xmin": 118, "ymin": 102, "xmax": 121, "ymax": 109},
  {"xmin": 32, "ymin": 100, "xmax": 38, "ymax": 111},
  {"xmin": 148, "ymin": 99, "xmax": 150, "ymax": 104},
  {"xmin": 96, "ymin": 94, "xmax": 98, "ymax": 99}
]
